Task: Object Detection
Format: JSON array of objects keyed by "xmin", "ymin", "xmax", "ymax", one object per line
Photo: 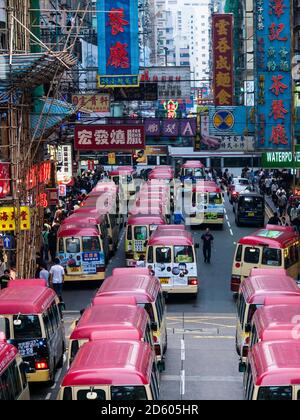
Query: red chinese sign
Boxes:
[
  {"xmin": 108, "ymin": 8, "xmax": 129, "ymax": 36},
  {"xmin": 0, "ymin": 163, "xmax": 11, "ymax": 199},
  {"xmin": 26, "ymin": 161, "xmax": 51, "ymax": 191},
  {"xmin": 74, "ymin": 125, "xmax": 145, "ymax": 151},
  {"xmin": 213, "ymin": 14, "xmax": 234, "ymax": 106}
]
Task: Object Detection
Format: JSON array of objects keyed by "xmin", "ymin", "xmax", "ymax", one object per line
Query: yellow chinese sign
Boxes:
[
  {"xmin": 0, "ymin": 207, "xmax": 31, "ymax": 231},
  {"xmin": 72, "ymin": 94, "xmax": 110, "ymax": 113}
]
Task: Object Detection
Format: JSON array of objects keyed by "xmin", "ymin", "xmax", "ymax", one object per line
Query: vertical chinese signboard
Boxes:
[
  {"xmin": 97, "ymin": 0, "xmax": 139, "ymax": 88},
  {"xmin": 0, "ymin": 163, "xmax": 11, "ymax": 199},
  {"xmin": 212, "ymin": 14, "xmax": 234, "ymax": 106},
  {"xmin": 255, "ymin": 0, "xmax": 292, "ymax": 150}
]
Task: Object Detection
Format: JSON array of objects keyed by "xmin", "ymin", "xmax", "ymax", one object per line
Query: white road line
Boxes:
[
  {"xmin": 227, "ymin": 222, "xmax": 231, "ymax": 228},
  {"xmin": 181, "ymin": 339, "xmax": 185, "ymax": 361},
  {"xmin": 180, "ymin": 370, "xmax": 186, "ymax": 396},
  {"xmin": 225, "ymin": 215, "xmax": 229, "ymax": 221},
  {"xmin": 230, "ymin": 229, "xmax": 233, "ymax": 236},
  {"xmin": 46, "ymin": 393, "xmax": 51, "ymax": 400}
]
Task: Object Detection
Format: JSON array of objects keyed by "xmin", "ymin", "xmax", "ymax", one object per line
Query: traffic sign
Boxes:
[{"xmin": 1, "ymin": 235, "xmax": 14, "ymax": 250}]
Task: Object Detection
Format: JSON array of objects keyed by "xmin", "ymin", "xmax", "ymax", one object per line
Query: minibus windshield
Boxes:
[
  {"xmin": 239, "ymin": 196, "xmax": 264, "ymax": 212},
  {"xmin": 66, "ymin": 238, "xmax": 80, "ymax": 253},
  {"xmin": 134, "ymin": 226, "xmax": 148, "ymax": 240},
  {"xmin": 258, "ymin": 386, "xmax": 293, "ymax": 401},
  {"xmin": 13, "ymin": 315, "xmax": 42, "ymax": 340},
  {"xmin": 174, "ymin": 246, "xmax": 194, "ymax": 263},
  {"xmin": 156, "ymin": 247, "xmax": 172, "ymax": 263}
]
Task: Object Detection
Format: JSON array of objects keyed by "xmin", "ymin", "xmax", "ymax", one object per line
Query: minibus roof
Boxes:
[
  {"xmin": 112, "ymin": 268, "xmax": 151, "ymax": 276},
  {"xmin": 193, "ymin": 184, "xmax": 221, "ymax": 193},
  {"xmin": 0, "ymin": 285, "xmax": 56, "ymax": 314},
  {"xmin": 238, "ymin": 225, "xmax": 299, "ymax": 249},
  {"xmin": 156, "ymin": 225, "xmax": 186, "ymax": 231},
  {"xmin": 240, "ymin": 274, "xmax": 300, "ymax": 305},
  {"xmin": 94, "ymin": 275, "xmax": 161, "ymax": 304},
  {"xmin": 182, "ymin": 161, "xmax": 205, "ymax": 169},
  {"xmin": 250, "ymin": 268, "xmax": 287, "ymax": 277},
  {"xmin": 7, "ymin": 279, "xmax": 47, "ymax": 288},
  {"xmin": 249, "ymin": 341, "xmax": 300, "ymax": 386},
  {"xmin": 129, "ymin": 207, "xmax": 164, "ymax": 216},
  {"xmin": 63, "ymin": 214, "xmax": 105, "ymax": 225},
  {"xmin": 0, "ymin": 342, "xmax": 18, "ymax": 375},
  {"xmin": 70, "ymin": 305, "xmax": 148, "ymax": 341},
  {"xmin": 58, "ymin": 226, "xmax": 100, "ymax": 238},
  {"xmin": 127, "ymin": 215, "xmax": 166, "ymax": 226},
  {"xmin": 62, "ymin": 340, "xmax": 154, "ymax": 387},
  {"xmin": 148, "ymin": 228, "xmax": 193, "ymax": 246},
  {"xmin": 253, "ymin": 305, "xmax": 300, "ymax": 341},
  {"xmin": 149, "ymin": 172, "xmax": 173, "ymax": 180}
]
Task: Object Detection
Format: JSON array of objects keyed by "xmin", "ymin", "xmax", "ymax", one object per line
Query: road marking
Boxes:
[
  {"xmin": 230, "ymin": 229, "xmax": 233, "ymax": 236},
  {"xmin": 162, "ymin": 375, "xmax": 242, "ymax": 383},
  {"xmin": 193, "ymin": 335, "xmax": 236, "ymax": 339},
  {"xmin": 181, "ymin": 339, "xmax": 185, "ymax": 361},
  {"xmin": 167, "ymin": 316, "xmax": 236, "ymax": 321},
  {"xmin": 46, "ymin": 393, "xmax": 51, "ymax": 400},
  {"xmin": 180, "ymin": 370, "xmax": 186, "ymax": 396},
  {"xmin": 225, "ymin": 215, "xmax": 229, "ymax": 221}
]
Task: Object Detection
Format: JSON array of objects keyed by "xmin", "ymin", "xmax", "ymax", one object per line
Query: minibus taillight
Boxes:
[
  {"xmin": 154, "ymin": 344, "xmax": 161, "ymax": 356},
  {"xmin": 235, "ymin": 263, "xmax": 241, "ymax": 268},
  {"xmin": 35, "ymin": 360, "xmax": 49, "ymax": 370},
  {"xmin": 188, "ymin": 278, "xmax": 198, "ymax": 286}
]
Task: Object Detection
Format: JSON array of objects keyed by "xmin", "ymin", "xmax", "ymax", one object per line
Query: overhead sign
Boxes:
[
  {"xmin": 208, "ymin": 106, "xmax": 254, "ymax": 136},
  {"xmin": 113, "ymin": 83, "xmax": 158, "ymax": 101},
  {"xmin": 74, "ymin": 125, "xmax": 145, "ymax": 151},
  {"xmin": 97, "ymin": 0, "xmax": 139, "ymax": 87},
  {"xmin": 212, "ymin": 14, "xmax": 234, "ymax": 106},
  {"xmin": 145, "ymin": 119, "xmax": 197, "ymax": 137},
  {"xmin": 262, "ymin": 152, "xmax": 300, "ymax": 168},
  {"xmin": 72, "ymin": 94, "xmax": 110, "ymax": 113},
  {"xmin": 0, "ymin": 207, "xmax": 31, "ymax": 231},
  {"xmin": 254, "ymin": 0, "xmax": 292, "ymax": 150}
]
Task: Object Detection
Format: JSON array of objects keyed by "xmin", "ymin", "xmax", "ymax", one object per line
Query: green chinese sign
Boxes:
[{"xmin": 262, "ymin": 151, "xmax": 300, "ymax": 169}]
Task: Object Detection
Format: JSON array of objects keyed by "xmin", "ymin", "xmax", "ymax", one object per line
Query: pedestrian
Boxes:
[
  {"xmin": 0, "ymin": 269, "xmax": 11, "ymax": 289},
  {"xmin": 277, "ymin": 194, "xmax": 287, "ymax": 217},
  {"xmin": 136, "ymin": 255, "xmax": 146, "ymax": 268},
  {"xmin": 290, "ymin": 205, "xmax": 299, "ymax": 224},
  {"xmin": 48, "ymin": 227, "xmax": 57, "ymax": 263},
  {"xmin": 42, "ymin": 225, "xmax": 50, "ymax": 262},
  {"xmin": 201, "ymin": 228, "xmax": 214, "ymax": 264},
  {"xmin": 39, "ymin": 263, "xmax": 50, "ymax": 287},
  {"xmin": 268, "ymin": 212, "xmax": 281, "ymax": 226},
  {"xmin": 281, "ymin": 217, "xmax": 289, "ymax": 227},
  {"xmin": 265, "ymin": 178, "xmax": 272, "ymax": 196},
  {"xmin": 49, "ymin": 258, "xmax": 65, "ymax": 300},
  {"xmin": 173, "ymin": 208, "xmax": 185, "ymax": 225}
]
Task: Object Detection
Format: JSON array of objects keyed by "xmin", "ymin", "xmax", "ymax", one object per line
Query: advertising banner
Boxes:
[
  {"xmin": 212, "ymin": 14, "xmax": 234, "ymax": 106},
  {"xmin": 0, "ymin": 207, "xmax": 30, "ymax": 231},
  {"xmin": 57, "ymin": 145, "xmax": 73, "ymax": 185},
  {"xmin": 208, "ymin": 106, "xmax": 254, "ymax": 136},
  {"xmin": 97, "ymin": 0, "xmax": 139, "ymax": 87},
  {"xmin": 145, "ymin": 119, "xmax": 197, "ymax": 137},
  {"xmin": 0, "ymin": 163, "xmax": 10, "ymax": 199},
  {"xmin": 75, "ymin": 125, "xmax": 145, "ymax": 151},
  {"xmin": 72, "ymin": 94, "xmax": 110, "ymax": 113},
  {"xmin": 254, "ymin": 0, "xmax": 292, "ymax": 150}
]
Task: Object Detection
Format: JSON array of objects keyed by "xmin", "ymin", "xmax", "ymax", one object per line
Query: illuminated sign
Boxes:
[{"xmin": 163, "ymin": 99, "xmax": 179, "ymax": 119}]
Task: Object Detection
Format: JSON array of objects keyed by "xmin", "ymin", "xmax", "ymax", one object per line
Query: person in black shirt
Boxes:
[
  {"xmin": 268, "ymin": 212, "xmax": 281, "ymax": 226},
  {"xmin": 201, "ymin": 228, "xmax": 214, "ymax": 263},
  {"xmin": 0, "ymin": 270, "xmax": 11, "ymax": 289}
]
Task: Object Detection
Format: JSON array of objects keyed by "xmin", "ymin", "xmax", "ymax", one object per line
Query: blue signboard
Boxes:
[
  {"xmin": 208, "ymin": 106, "xmax": 254, "ymax": 136},
  {"xmin": 254, "ymin": 0, "xmax": 292, "ymax": 150},
  {"xmin": 97, "ymin": 0, "xmax": 139, "ymax": 87}
]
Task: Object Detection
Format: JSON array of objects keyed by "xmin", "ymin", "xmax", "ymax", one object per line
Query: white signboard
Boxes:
[
  {"xmin": 145, "ymin": 66, "xmax": 191, "ymax": 100},
  {"xmin": 57, "ymin": 145, "xmax": 73, "ymax": 184}
]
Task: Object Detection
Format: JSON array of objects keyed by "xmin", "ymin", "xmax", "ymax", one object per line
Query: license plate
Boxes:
[
  {"xmin": 160, "ymin": 278, "xmax": 170, "ymax": 285},
  {"xmin": 70, "ymin": 267, "xmax": 81, "ymax": 273},
  {"xmin": 248, "ymin": 212, "xmax": 255, "ymax": 217}
]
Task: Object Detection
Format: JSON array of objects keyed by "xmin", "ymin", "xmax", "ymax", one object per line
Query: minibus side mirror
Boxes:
[
  {"xmin": 239, "ymin": 362, "xmax": 246, "ymax": 373},
  {"xmin": 245, "ymin": 323, "xmax": 251, "ymax": 333},
  {"xmin": 151, "ymin": 322, "xmax": 158, "ymax": 332}
]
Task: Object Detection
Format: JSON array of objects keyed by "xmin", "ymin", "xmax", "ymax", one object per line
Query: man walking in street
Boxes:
[
  {"xmin": 0, "ymin": 270, "xmax": 11, "ymax": 289},
  {"xmin": 49, "ymin": 258, "xmax": 65, "ymax": 300},
  {"xmin": 201, "ymin": 228, "xmax": 214, "ymax": 264}
]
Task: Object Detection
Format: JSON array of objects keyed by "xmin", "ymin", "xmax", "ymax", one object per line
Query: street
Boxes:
[{"xmin": 30, "ymin": 195, "xmax": 258, "ymax": 401}]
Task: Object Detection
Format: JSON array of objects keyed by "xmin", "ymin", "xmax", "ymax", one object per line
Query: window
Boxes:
[
  {"xmin": 239, "ymin": 196, "xmax": 264, "ymax": 212},
  {"xmin": 262, "ymin": 248, "xmax": 282, "ymax": 267},
  {"xmin": 82, "ymin": 237, "xmax": 101, "ymax": 252},
  {"xmin": 70, "ymin": 340, "xmax": 79, "ymax": 365},
  {"xmin": 156, "ymin": 247, "xmax": 172, "ymax": 264},
  {"xmin": 134, "ymin": 226, "xmax": 147, "ymax": 241},
  {"xmin": 237, "ymin": 294, "xmax": 247, "ymax": 326},
  {"xmin": 148, "ymin": 156, "xmax": 157, "ymax": 166},
  {"xmin": 209, "ymin": 193, "xmax": 222, "ymax": 205},
  {"xmin": 245, "ymin": 364, "xmax": 254, "ymax": 400},
  {"xmin": 257, "ymin": 386, "xmax": 293, "ymax": 400},
  {"xmin": 0, "ymin": 361, "xmax": 22, "ymax": 400},
  {"xmin": 285, "ymin": 244, "xmax": 299, "ymax": 269},
  {"xmin": 63, "ymin": 387, "xmax": 73, "ymax": 400},
  {"xmin": 13, "ymin": 315, "xmax": 42, "ymax": 340},
  {"xmin": 147, "ymin": 246, "xmax": 154, "ymax": 264},
  {"xmin": 0, "ymin": 317, "xmax": 10, "ymax": 339},
  {"xmin": 59, "ymin": 238, "xmax": 64, "ymax": 253},
  {"xmin": 43, "ymin": 313, "xmax": 51, "ymax": 339},
  {"xmin": 111, "ymin": 386, "xmax": 147, "ymax": 401},
  {"xmin": 66, "ymin": 238, "xmax": 80, "ymax": 254},
  {"xmin": 174, "ymin": 246, "xmax": 194, "ymax": 263},
  {"xmin": 244, "ymin": 247, "xmax": 260, "ymax": 264},
  {"xmin": 235, "ymin": 245, "xmax": 243, "ymax": 262},
  {"xmin": 127, "ymin": 225, "xmax": 133, "ymax": 241},
  {"xmin": 250, "ymin": 325, "xmax": 258, "ymax": 348},
  {"xmin": 77, "ymin": 389, "xmax": 106, "ymax": 400},
  {"xmin": 298, "ymin": 390, "xmax": 300, "ymax": 400},
  {"xmin": 150, "ymin": 366, "xmax": 160, "ymax": 400},
  {"xmin": 142, "ymin": 303, "xmax": 155, "ymax": 323}
]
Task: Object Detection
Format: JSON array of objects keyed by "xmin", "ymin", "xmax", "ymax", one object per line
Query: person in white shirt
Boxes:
[{"xmin": 49, "ymin": 258, "xmax": 65, "ymax": 299}]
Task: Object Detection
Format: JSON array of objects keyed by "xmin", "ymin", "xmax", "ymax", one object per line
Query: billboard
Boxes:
[
  {"xmin": 72, "ymin": 94, "xmax": 110, "ymax": 113},
  {"xmin": 145, "ymin": 119, "xmax": 197, "ymax": 137},
  {"xmin": 254, "ymin": 0, "xmax": 292, "ymax": 150},
  {"xmin": 208, "ymin": 106, "xmax": 254, "ymax": 136},
  {"xmin": 0, "ymin": 163, "xmax": 10, "ymax": 199},
  {"xmin": 212, "ymin": 14, "xmax": 234, "ymax": 106},
  {"xmin": 97, "ymin": 0, "xmax": 139, "ymax": 87},
  {"xmin": 75, "ymin": 125, "xmax": 145, "ymax": 151},
  {"xmin": 145, "ymin": 66, "xmax": 191, "ymax": 100}
]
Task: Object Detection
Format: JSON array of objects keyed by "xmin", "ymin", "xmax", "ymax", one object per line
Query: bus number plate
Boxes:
[{"xmin": 160, "ymin": 278, "xmax": 170, "ymax": 284}]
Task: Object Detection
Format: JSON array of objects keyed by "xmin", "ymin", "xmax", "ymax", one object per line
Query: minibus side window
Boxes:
[
  {"xmin": 127, "ymin": 225, "xmax": 133, "ymax": 241},
  {"xmin": 0, "ymin": 317, "xmax": 10, "ymax": 339},
  {"xmin": 285, "ymin": 244, "xmax": 299, "ymax": 269},
  {"xmin": 250, "ymin": 325, "xmax": 258, "ymax": 347},
  {"xmin": 66, "ymin": 238, "xmax": 80, "ymax": 253},
  {"xmin": 142, "ymin": 303, "xmax": 155, "ymax": 323},
  {"xmin": 237, "ymin": 294, "xmax": 246, "ymax": 326},
  {"xmin": 244, "ymin": 247, "xmax": 260, "ymax": 264},
  {"xmin": 257, "ymin": 386, "xmax": 292, "ymax": 401},
  {"xmin": 145, "ymin": 323, "xmax": 153, "ymax": 345},
  {"xmin": 245, "ymin": 364, "xmax": 254, "ymax": 400},
  {"xmin": 52, "ymin": 302, "xmax": 62, "ymax": 324},
  {"xmin": 111, "ymin": 386, "xmax": 147, "ymax": 401},
  {"xmin": 46, "ymin": 309, "xmax": 55, "ymax": 336},
  {"xmin": 297, "ymin": 390, "xmax": 300, "ymax": 400},
  {"xmin": 70, "ymin": 340, "xmax": 79, "ymax": 363},
  {"xmin": 0, "ymin": 360, "xmax": 22, "ymax": 400},
  {"xmin": 235, "ymin": 245, "xmax": 243, "ymax": 262},
  {"xmin": 43, "ymin": 313, "xmax": 52, "ymax": 340},
  {"xmin": 63, "ymin": 387, "xmax": 73, "ymax": 401},
  {"xmin": 59, "ymin": 238, "xmax": 64, "ymax": 253},
  {"xmin": 262, "ymin": 248, "xmax": 282, "ymax": 267},
  {"xmin": 247, "ymin": 304, "xmax": 260, "ymax": 324},
  {"xmin": 147, "ymin": 246, "xmax": 154, "ymax": 263},
  {"xmin": 150, "ymin": 365, "xmax": 160, "ymax": 400},
  {"xmin": 155, "ymin": 298, "xmax": 163, "ymax": 327}
]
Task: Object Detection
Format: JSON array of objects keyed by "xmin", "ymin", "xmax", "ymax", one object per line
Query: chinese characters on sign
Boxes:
[
  {"xmin": 72, "ymin": 94, "xmax": 110, "ymax": 113},
  {"xmin": 144, "ymin": 119, "xmax": 197, "ymax": 137},
  {"xmin": 25, "ymin": 162, "xmax": 51, "ymax": 191},
  {"xmin": 57, "ymin": 145, "xmax": 73, "ymax": 185},
  {"xmin": 0, "ymin": 207, "xmax": 30, "ymax": 231},
  {"xmin": 0, "ymin": 163, "xmax": 11, "ymax": 199},
  {"xmin": 213, "ymin": 14, "xmax": 234, "ymax": 106},
  {"xmin": 97, "ymin": 1, "xmax": 139, "ymax": 87},
  {"xmin": 255, "ymin": 0, "xmax": 292, "ymax": 150},
  {"xmin": 74, "ymin": 125, "xmax": 145, "ymax": 151}
]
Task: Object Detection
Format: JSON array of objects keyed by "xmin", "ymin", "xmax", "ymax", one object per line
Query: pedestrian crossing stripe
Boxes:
[{"xmin": 213, "ymin": 110, "xmax": 235, "ymax": 131}]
